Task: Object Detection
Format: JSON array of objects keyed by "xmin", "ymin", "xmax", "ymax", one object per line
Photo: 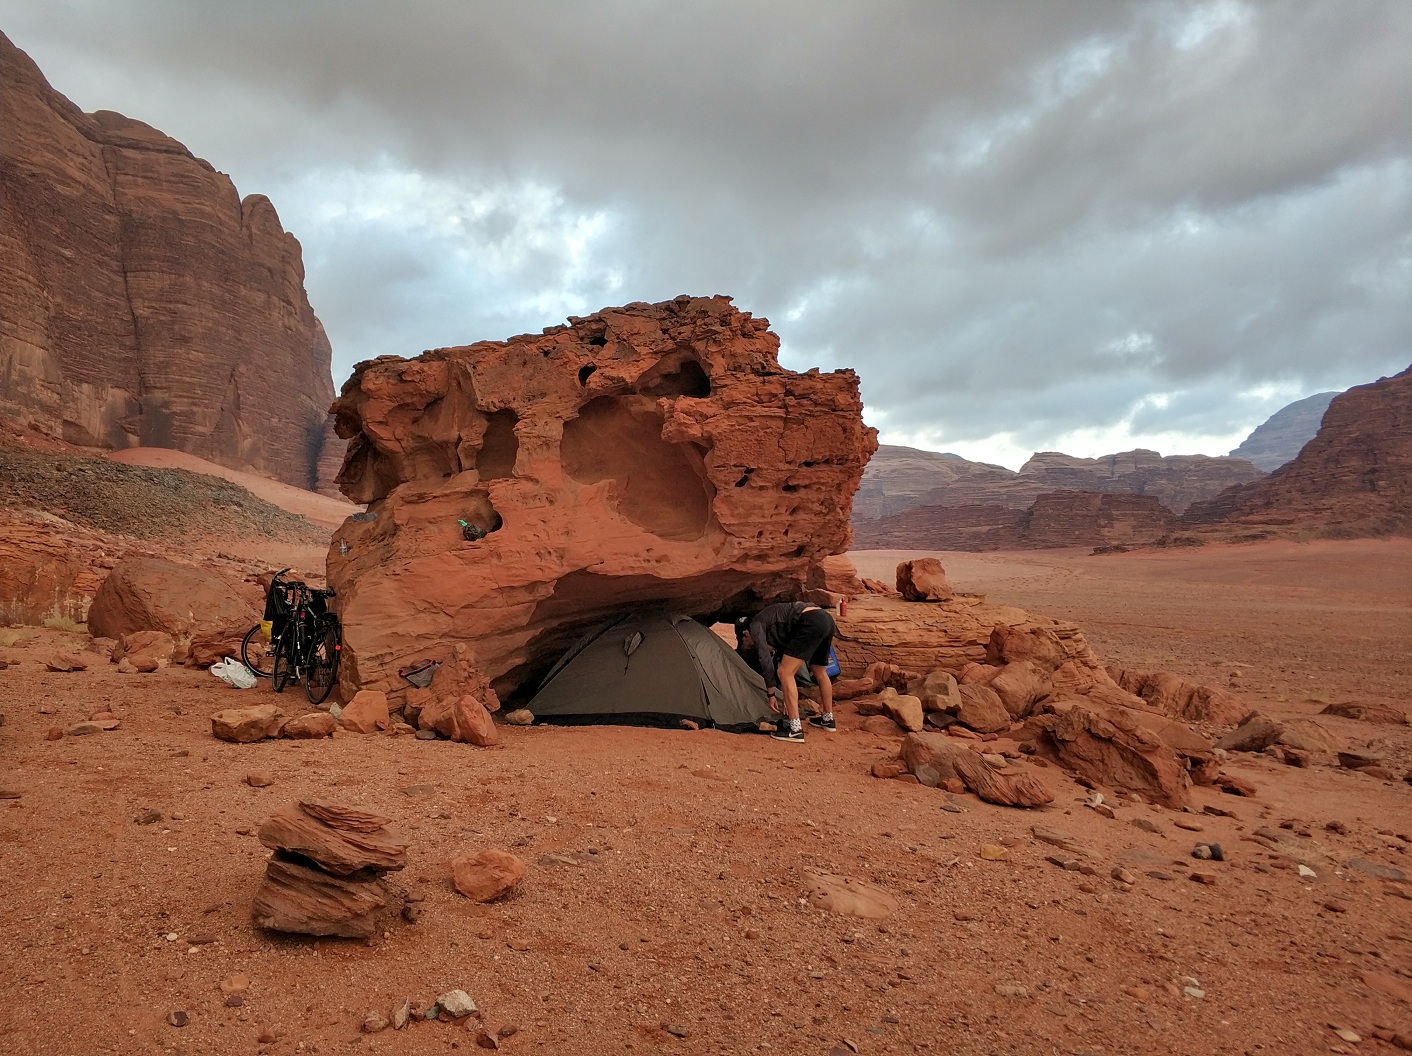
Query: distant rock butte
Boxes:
[
  {"xmin": 0, "ymin": 32, "xmax": 343, "ymax": 493},
  {"xmin": 852, "ymin": 445, "xmax": 1261, "ymax": 550},
  {"xmin": 1185, "ymin": 365, "xmax": 1412, "ymax": 538},
  {"xmin": 1230, "ymin": 391, "xmax": 1338, "ymax": 471},
  {"xmin": 327, "ymin": 295, "xmax": 877, "ymax": 704},
  {"xmin": 855, "ymin": 492, "xmax": 1179, "ymax": 552}
]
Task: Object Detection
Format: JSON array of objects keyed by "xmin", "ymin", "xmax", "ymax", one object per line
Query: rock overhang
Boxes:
[{"xmin": 327, "ymin": 295, "xmax": 878, "ymax": 705}]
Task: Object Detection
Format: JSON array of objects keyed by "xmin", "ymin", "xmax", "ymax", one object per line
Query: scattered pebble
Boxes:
[
  {"xmin": 1133, "ymin": 818, "xmax": 1161, "ymax": 834},
  {"xmin": 167, "ymin": 1011, "xmax": 188, "ymax": 1027},
  {"xmin": 978, "ymin": 844, "xmax": 1009, "ymax": 861},
  {"xmin": 362, "ymin": 1011, "xmax": 389, "ymax": 1033},
  {"xmin": 1174, "ymin": 818, "xmax": 1204, "ymax": 832},
  {"xmin": 245, "ymin": 772, "xmax": 274, "ymax": 788},
  {"xmin": 663, "ymin": 1024, "xmax": 689, "ymax": 1038},
  {"xmin": 437, "ymin": 990, "xmax": 478, "ymax": 1018},
  {"xmin": 1111, "ymin": 867, "xmax": 1138, "ymax": 886},
  {"xmin": 994, "ymin": 984, "xmax": 1029, "ymax": 999}
]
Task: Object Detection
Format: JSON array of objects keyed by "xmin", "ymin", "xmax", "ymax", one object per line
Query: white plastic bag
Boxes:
[{"xmin": 211, "ymin": 656, "xmax": 257, "ymax": 690}]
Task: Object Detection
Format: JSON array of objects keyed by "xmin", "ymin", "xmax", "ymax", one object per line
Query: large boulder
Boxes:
[
  {"xmin": 1032, "ymin": 704, "xmax": 1192, "ymax": 808},
  {"xmin": 326, "ymin": 296, "xmax": 877, "ymax": 705},
  {"xmin": 895, "ymin": 558, "xmax": 953, "ymax": 602},
  {"xmin": 1109, "ymin": 667, "xmax": 1246, "ymax": 726},
  {"xmin": 87, "ymin": 557, "xmax": 256, "ymax": 664}
]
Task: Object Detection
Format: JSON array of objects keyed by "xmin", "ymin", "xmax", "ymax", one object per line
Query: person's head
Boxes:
[{"xmin": 733, "ymin": 616, "xmax": 753, "ymax": 648}]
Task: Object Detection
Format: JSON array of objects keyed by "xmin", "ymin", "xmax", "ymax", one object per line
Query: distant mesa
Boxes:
[
  {"xmin": 0, "ymin": 32, "xmax": 343, "ymax": 494},
  {"xmin": 1229, "ymin": 391, "xmax": 1338, "ymax": 471},
  {"xmin": 852, "ymin": 445, "xmax": 1260, "ymax": 551}
]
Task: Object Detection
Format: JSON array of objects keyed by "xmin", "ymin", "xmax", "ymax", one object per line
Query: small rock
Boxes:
[
  {"xmin": 1174, "ymin": 818, "xmax": 1204, "ymax": 832},
  {"xmin": 993, "ymin": 984, "xmax": 1029, "ymax": 999},
  {"xmin": 1124, "ymin": 985, "xmax": 1150, "ymax": 1001},
  {"xmin": 1045, "ymin": 855, "xmax": 1077, "ymax": 870},
  {"xmin": 504, "ymin": 709, "xmax": 535, "ymax": 725},
  {"xmin": 135, "ymin": 808, "xmax": 163, "ymax": 825},
  {"xmin": 1323, "ymin": 900, "xmax": 1348, "ymax": 913},
  {"xmin": 116, "ymin": 658, "xmax": 138, "ymax": 674},
  {"xmin": 414, "ymin": 729, "xmax": 440, "ymax": 740},
  {"xmin": 45, "ymin": 727, "xmax": 63, "ymax": 741},
  {"xmin": 362, "ymin": 1011, "xmax": 389, "ymax": 1033},
  {"xmin": 224, "ymin": 995, "xmax": 244, "ymax": 1008},
  {"xmin": 257, "ymin": 1025, "xmax": 285, "ymax": 1044},
  {"xmin": 1183, "ymin": 986, "xmax": 1205, "ymax": 999},
  {"xmin": 437, "ymin": 990, "xmax": 478, "ymax": 1018},
  {"xmin": 1298, "ymin": 865, "xmax": 1317, "ymax": 879},
  {"xmin": 474, "ymin": 1028, "xmax": 500, "ymax": 1048},
  {"xmin": 1193, "ymin": 844, "xmax": 1213, "ymax": 860},
  {"xmin": 1133, "ymin": 818, "xmax": 1161, "ymax": 834},
  {"xmin": 1325, "ymin": 820, "xmax": 1350, "ymax": 835},
  {"xmin": 664, "ymin": 1024, "xmax": 689, "ymax": 1038},
  {"xmin": 497, "ymin": 1024, "xmax": 519, "ymax": 1039},
  {"xmin": 167, "ymin": 1011, "xmax": 188, "ymax": 1027},
  {"xmin": 1190, "ymin": 871, "xmax": 1217, "ymax": 885},
  {"xmin": 66, "ymin": 722, "xmax": 107, "ymax": 737},
  {"xmin": 1330, "ymin": 1026, "xmax": 1361, "ymax": 1043},
  {"xmin": 1111, "ymin": 867, "xmax": 1137, "ymax": 885},
  {"xmin": 978, "ymin": 844, "xmax": 1009, "ymax": 862},
  {"xmin": 244, "ymin": 772, "xmax": 274, "ymax": 788},
  {"xmin": 953, "ymin": 909, "xmax": 978, "ymax": 922},
  {"xmin": 392, "ymin": 999, "xmax": 411, "ymax": 1030},
  {"xmin": 1146, "ymin": 871, "xmax": 1176, "ymax": 881}
]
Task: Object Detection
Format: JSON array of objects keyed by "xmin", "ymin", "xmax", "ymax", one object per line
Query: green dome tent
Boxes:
[{"xmin": 528, "ymin": 611, "xmax": 774, "ymax": 731}]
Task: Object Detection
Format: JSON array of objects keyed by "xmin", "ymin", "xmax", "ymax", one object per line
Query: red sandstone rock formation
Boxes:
[
  {"xmin": 326, "ymin": 296, "xmax": 877, "ymax": 704},
  {"xmin": 854, "ymin": 491, "xmax": 1179, "ymax": 552},
  {"xmin": 1184, "ymin": 365, "xmax": 1412, "ymax": 538},
  {"xmin": 0, "ymin": 33, "xmax": 342, "ymax": 491},
  {"xmin": 854, "ymin": 444, "xmax": 1262, "ymax": 529}
]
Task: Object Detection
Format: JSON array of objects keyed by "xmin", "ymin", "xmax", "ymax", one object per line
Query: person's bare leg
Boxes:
[
  {"xmin": 811, "ymin": 665, "xmax": 834, "ymax": 720},
  {"xmin": 777, "ymin": 655, "xmax": 805, "ymax": 722}
]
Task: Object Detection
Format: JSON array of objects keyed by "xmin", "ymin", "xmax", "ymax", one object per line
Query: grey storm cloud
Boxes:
[{"xmin": 3, "ymin": 0, "xmax": 1409, "ymax": 466}]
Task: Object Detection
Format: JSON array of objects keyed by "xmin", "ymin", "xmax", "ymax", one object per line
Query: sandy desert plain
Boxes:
[{"xmin": 2, "ymin": 520, "xmax": 1411, "ymax": 1056}]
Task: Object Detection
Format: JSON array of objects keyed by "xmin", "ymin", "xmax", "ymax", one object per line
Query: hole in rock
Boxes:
[
  {"xmin": 586, "ymin": 334, "xmax": 608, "ymax": 348},
  {"xmin": 578, "ymin": 364, "xmax": 598, "ymax": 386},
  {"xmin": 561, "ymin": 395, "xmax": 713, "ymax": 541},
  {"xmin": 636, "ymin": 357, "xmax": 711, "ymax": 399},
  {"xmin": 476, "ymin": 410, "xmax": 519, "ymax": 481},
  {"xmin": 458, "ymin": 490, "xmax": 504, "ymax": 541},
  {"xmin": 734, "ymin": 471, "xmax": 753, "ymax": 488},
  {"xmin": 782, "ymin": 483, "xmax": 799, "ymax": 493}
]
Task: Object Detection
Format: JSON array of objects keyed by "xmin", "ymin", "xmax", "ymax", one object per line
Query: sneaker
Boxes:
[
  {"xmin": 771, "ymin": 725, "xmax": 805, "ymax": 743},
  {"xmin": 807, "ymin": 715, "xmax": 837, "ymax": 733}
]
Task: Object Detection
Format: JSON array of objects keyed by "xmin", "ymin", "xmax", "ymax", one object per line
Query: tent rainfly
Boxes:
[{"xmin": 527, "ymin": 612, "xmax": 774, "ymax": 730}]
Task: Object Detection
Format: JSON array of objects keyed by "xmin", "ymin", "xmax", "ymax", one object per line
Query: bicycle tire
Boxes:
[
  {"xmin": 240, "ymin": 624, "xmax": 273, "ymax": 678},
  {"xmin": 305, "ymin": 616, "xmax": 341, "ymax": 706},
  {"xmin": 271, "ymin": 629, "xmax": 294, "ymax": 693}
]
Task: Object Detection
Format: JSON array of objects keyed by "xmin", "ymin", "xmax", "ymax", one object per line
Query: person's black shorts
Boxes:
[{"xmin": 781, "ymin": 608, "xmax": 835, "ymax": 668}]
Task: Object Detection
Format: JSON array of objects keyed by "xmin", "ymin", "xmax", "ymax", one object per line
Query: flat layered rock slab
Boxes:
[{"xmin": 258, "ymin": 802, "xmax": 407, "ymax": 876}]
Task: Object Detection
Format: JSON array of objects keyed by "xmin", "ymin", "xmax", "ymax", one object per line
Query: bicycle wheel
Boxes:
[
  {"xmin": 240, "ymin": 624, "xmax": 274, "ymax": 678},
  {"xmin": 271, "ymin": 629, "xmax": 294, "ymax": 693},
  {"xmin": 305, "ymin": 616, "xmax": 341, "ymax": 706}
]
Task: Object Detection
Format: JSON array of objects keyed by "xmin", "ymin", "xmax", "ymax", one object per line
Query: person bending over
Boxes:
[{"xmin": 745, "ymin": 601, "xmax": 837, "ymax": 743}]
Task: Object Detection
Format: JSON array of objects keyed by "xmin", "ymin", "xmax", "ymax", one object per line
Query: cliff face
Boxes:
[
  {"xmin": 1186, "ymin": 366, "xmax": 1412, "ymax": 537},
  {"xmin": 0, "ymin": 32, "xmax": 342, "ymax": 490},
  {"xmin": 325, "ymin": 296, "xmax": 878, "ymax": 703},
  {"xmin": 1229, "ymin": 391, "xmax": 1338, "ymax": 471}
]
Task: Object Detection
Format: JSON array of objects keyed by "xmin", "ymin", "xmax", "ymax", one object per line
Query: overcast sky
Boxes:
[{"xmin": 5, "ymin": 1, "xmax": 1409, "ymax": 468}]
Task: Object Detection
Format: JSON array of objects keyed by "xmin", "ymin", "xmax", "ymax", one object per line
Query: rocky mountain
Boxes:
[
  {"xmin": 1185, "ymin": 365, "xmax": 1412, "ymax": 538},
  {"xmin": 1230, "ymin": 391, "xmax": 1338, "ymax": 470},
  {"xmin": 0, "ymin": 32, "xmax": 342, "ymax": 492}
]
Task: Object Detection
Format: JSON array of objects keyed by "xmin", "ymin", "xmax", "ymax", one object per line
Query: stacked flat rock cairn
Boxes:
[{"xmin": 251, "ymin": 801, "xmax": 408, "ymax": 938}]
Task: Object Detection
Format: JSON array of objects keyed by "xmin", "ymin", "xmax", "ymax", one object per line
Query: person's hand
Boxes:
[{"xmin": 766, "ymin": 687, "xmax": 783, "ymax": 715}]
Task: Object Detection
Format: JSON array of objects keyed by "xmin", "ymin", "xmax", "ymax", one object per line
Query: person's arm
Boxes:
[{"xmin": 750, "ymin": 615, "xmax": 779, "ymax": 692}]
